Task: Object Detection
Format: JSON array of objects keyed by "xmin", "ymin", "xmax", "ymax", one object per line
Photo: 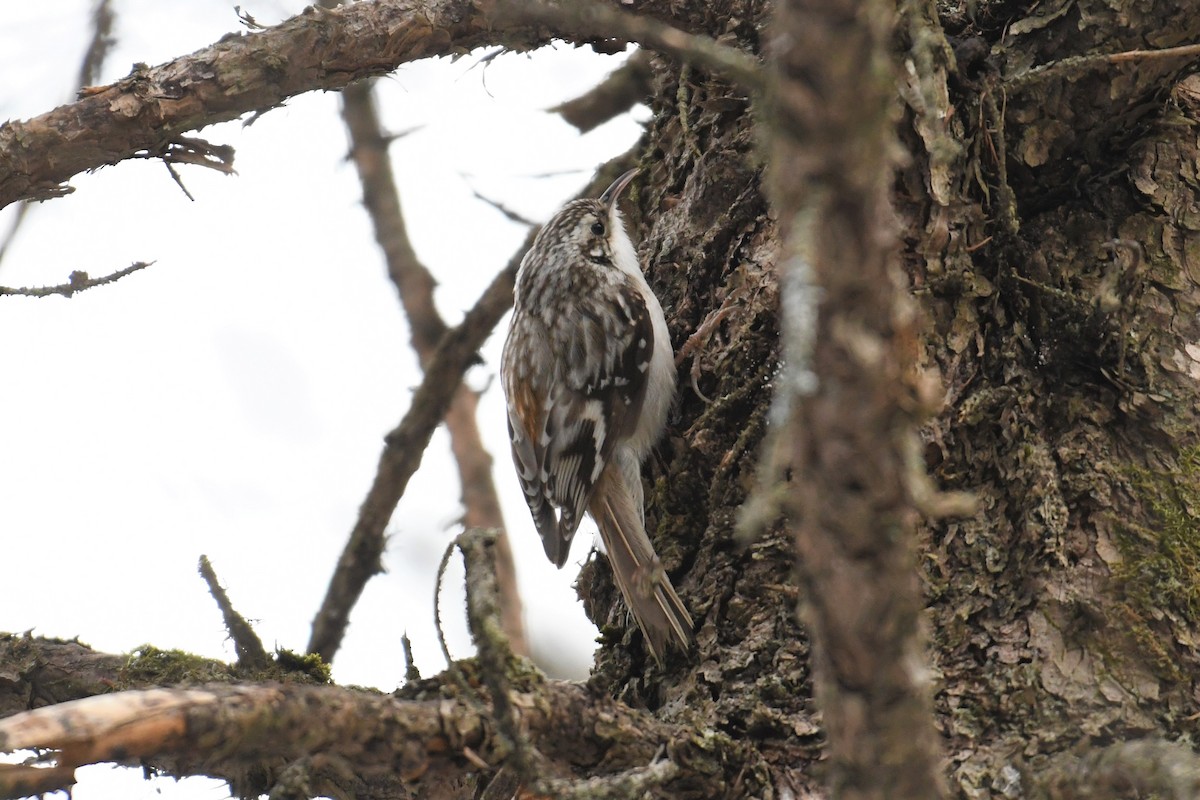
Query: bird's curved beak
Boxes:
[{"xmin": 599, "ymin": 168, "xmax": 640, "ymax": 210}]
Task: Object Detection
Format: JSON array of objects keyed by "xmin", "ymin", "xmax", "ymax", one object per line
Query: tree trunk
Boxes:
[
  {"xmin": 907, "ymin": 13, "xmax": 1200, "ymax": 800},
  {"xmin": 583, "ymin": 0, "xmax": 1200, "ymax": 793}
]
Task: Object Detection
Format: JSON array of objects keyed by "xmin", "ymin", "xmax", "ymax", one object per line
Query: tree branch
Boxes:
[
  {"xmin": 0, "ymin": 262, "xmax": 153, "ymax": 298},
  {"xmin": 77, "ymin": 0, "xmax": 116, "ymax": 90},
  {"xmin": 197, "ymin": 556, "xmax": 270, "ymax": 670},
  {"xmin": 0, "ymin": 0, "xmax": 117, "ymax": 268},
  {"xmin": 0, "ymin": 634, "xmax": 130, "ymax": 719},
  {"xmin": 336, "ymin": 79, "xmax": 528, "ymax": 656},
  {"xmin": 499, "ymin": 0, "xmax": 762, "ymax": 93},
  {"xmin": 0, "ymin": 0, "xmax": 766, "ymax": 212},
  {"xmin": 550, "ymin": 49, "xmax": 654, "ymax": 133},
  {"xmin": 0, "ymin": 659, "xmax": 689, "ymax": 800},
  {"xmin": 306, "ymin": 235, "xmax": 529, "ymax": 663},
  {"xmin": 1006, "ymin": 40, "xmax": 1200, "ymax": 89},
  {"xmin": 0, "ymin": 0, "xmax": 552, "ymax": 210}
]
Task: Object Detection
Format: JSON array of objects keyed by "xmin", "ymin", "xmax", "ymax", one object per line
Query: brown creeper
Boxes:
[{"xmin": 501, "ymin": 169, "xmax": 694, "ymax": 662}]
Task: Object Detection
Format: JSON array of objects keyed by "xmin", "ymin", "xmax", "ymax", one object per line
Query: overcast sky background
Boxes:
[{"xmin": 1, "ymin": 2, "xmax": 646, "ymax": 796}]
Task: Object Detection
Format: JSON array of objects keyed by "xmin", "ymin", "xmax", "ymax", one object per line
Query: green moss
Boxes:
[
  {"xmin": 1112, "ymin": 445, "xmax": 1200, "ymax": 681},
  {"xmin": 1108, "ymin": 604, "xmax": 1182, "ymax": 683},
  {"xmin": 119, "ymin": 645, "xmax": 234, "ymax": 687},
  {"xmin": 274, "ymin": 648, "xmax": 332, "ymax": 683}
]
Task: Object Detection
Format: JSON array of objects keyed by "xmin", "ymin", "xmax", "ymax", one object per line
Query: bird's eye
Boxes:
[{"xmin": 590, "ymin": 221, "xmax": 605, "ymax": 236}]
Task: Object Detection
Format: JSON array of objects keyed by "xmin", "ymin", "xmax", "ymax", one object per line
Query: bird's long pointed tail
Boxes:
[{"xmin": 589, "ymin": 465, "xmax": 693, "ymax": 663}]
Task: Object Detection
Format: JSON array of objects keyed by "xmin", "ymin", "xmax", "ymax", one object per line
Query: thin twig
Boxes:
[
  {"xmin": 197, "ymin": 556, "xmax": 270, "ymax": 670},
  {"xmin": 434, "ymin": 536, "xmax": 461, "ymax": 669},
  {"xmin": 0, "ymin": 206, "xmax": 30, "ymax": 271},
  {"xmin": 433, "ymin": 535, "xmax": 487, "ymax": 712},
  {"xmin": 400, "ymin": 633, "xmax": 420, "ymax": 682},
  {"xmin": 470, "ymin": 186, "xmax": 538, "ymax": 227},
  {"xmin": 981, "ymin": 84, "xmax": 1019, "ymax": 238},
  {"xmin": 0, "ymin": 0, "xmax": 116, "ymax": 270},
  {"xmin": 164, "ymin": 162, "xmax": 196, "ymax": 201},
  {"xmin": 77, "ymin": 0, "xmax": 116, "ymax": 89},
  {"xmin": 457, "ymin": 529, "xmax": 537, "ymax": 780},
  {"xmin": 1106, "ymin": 41, "xmax": 1200, "ymax": 63},
  {"xmin": 0, "ymin": 261, "xmax": 154, "ymax": 298},
  {"xmin": 1007, "ymin": 41, "xmax": 1200, "ymax": 88}
]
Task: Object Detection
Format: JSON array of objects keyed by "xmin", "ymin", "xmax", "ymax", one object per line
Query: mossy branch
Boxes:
[{"xmin": 0, "ymin": 638, "xmax": 697, "ymax": 800}]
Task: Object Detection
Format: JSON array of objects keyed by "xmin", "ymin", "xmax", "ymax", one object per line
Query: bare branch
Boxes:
[
  {"xmin": 0, "ymin": 0, "xmax": 117, "ymax": 270},
  {"xmin": 434, "ymin": 536, "xmax": 465, "ymax": 672},
  {"xmin": 0, "ymin": 0, "xmax": 557, "ymax": 210},
  {"xmin": 470, "ymin": 186, "xmax": 539, "ymax": 227},
  {"xmin": 499, "ymin": 0, "xmax": 762, "ymax": 93},
  {"xmin": 15, "ymin": 0, "xmax": 753, "ymax": 210},
  {"xmin": 1008, "ymin": 40, "xmax": 1200, "ymax": 88},
  {"xmin": 77, "ymin": 0, "xmax": 116, "ymax": 90},
  {"xmin": 326, "ymin": 78, "xmax": 528, "ymax": 658},
  {"xmin": 0, "ymin": 675, "xmax": 685, "ymax": 800},
  {"xmin": 197, "ymin": 556, "xmax": 269, "ymax": 670},
  {"xmin": 339, "ymin": 80, "xmax": 449, "ymax": 357},
  {"xmin": 306, "ymin": 236, "xmax": 528, "ymax": 663},
  {"xmin": 0, "ymin": 262, "xmax": 153, "ymax": 298},
  {"xmin": 6, "ymin": 632, "xmax": 1195, "ymax": 800},
  {"xmin": 550, "ymin": 49, "xmax": 654, "ymax": 133}
]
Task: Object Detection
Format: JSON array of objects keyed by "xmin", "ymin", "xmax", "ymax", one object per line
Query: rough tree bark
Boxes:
[
  {"xmin": 3, "ymin": 0, "xmax": 1200, "ymax": 798},
  {"xmin": 901, "ymin": 0, "xmax": 1200, "ymax": 792}
]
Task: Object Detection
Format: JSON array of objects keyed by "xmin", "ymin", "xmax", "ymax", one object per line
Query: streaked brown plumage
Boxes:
[{"xmin": 500, "ymin": 169, "xmax": 693, "ymax": 662}]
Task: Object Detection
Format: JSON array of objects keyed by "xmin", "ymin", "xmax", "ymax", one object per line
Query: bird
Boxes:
[{"xmin": 500, "ymin": 168, "xmax": 694, "ymax": 663}]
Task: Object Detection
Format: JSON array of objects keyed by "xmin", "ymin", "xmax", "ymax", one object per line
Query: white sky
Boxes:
[{"xmin": 0, "ymin": 2, "xmax": 646, "ymax": 796}]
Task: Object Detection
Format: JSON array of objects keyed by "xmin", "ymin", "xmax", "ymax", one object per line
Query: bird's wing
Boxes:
[{"xmin": 505, "ymin": 282, "xmax": 655, "ymax": 568}]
